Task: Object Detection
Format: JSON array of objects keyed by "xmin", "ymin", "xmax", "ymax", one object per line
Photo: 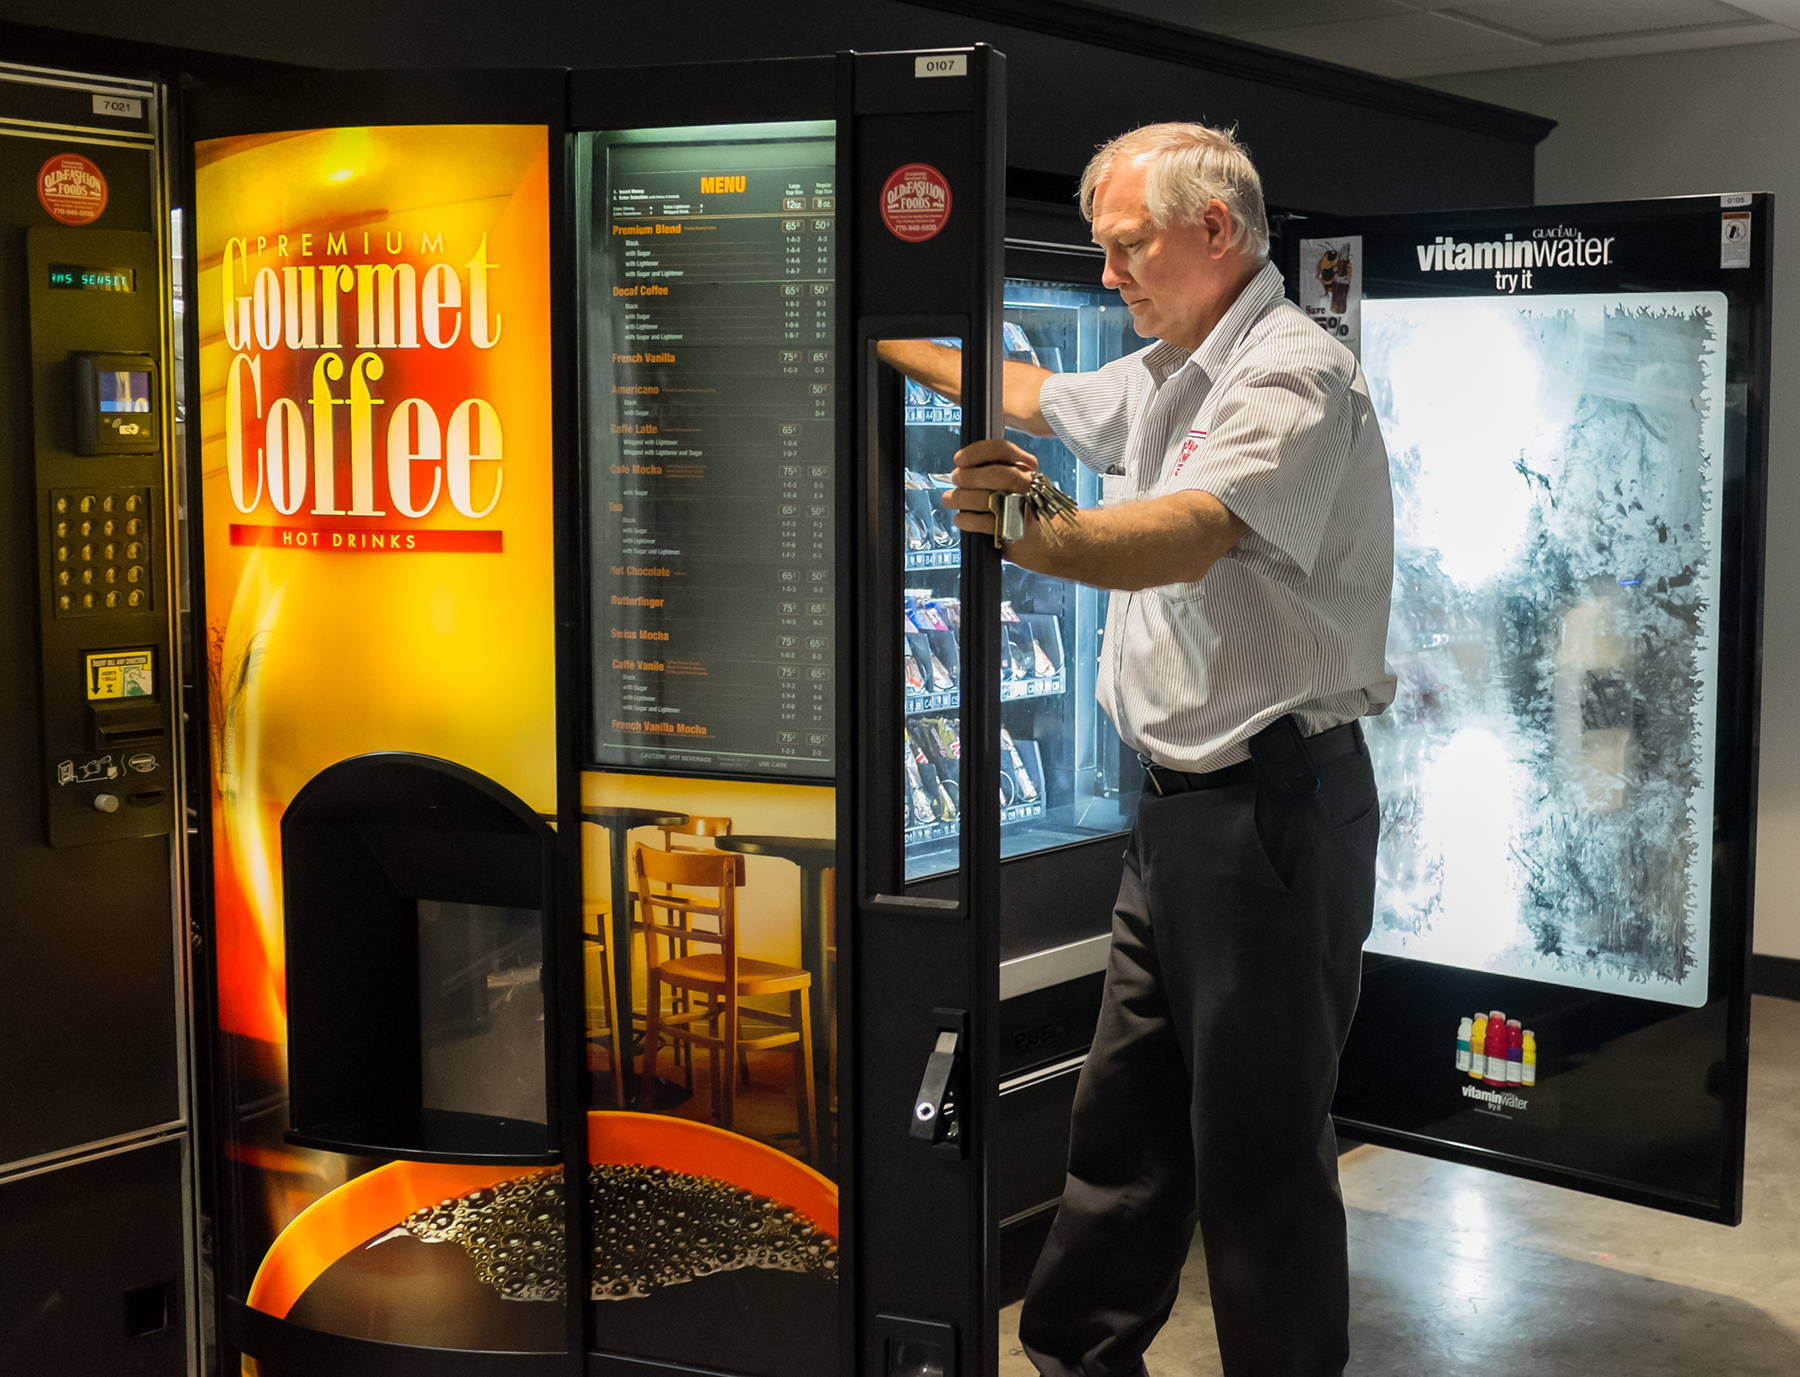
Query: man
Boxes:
[{"xmin": 882, "ymin": 123, "xmax": 1394, "ymax": 1377}]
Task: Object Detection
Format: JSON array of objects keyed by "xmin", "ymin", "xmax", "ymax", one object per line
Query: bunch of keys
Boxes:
[{"xmin": 988, "ymin": 473, "xmax": 1081, "ymax": 549}]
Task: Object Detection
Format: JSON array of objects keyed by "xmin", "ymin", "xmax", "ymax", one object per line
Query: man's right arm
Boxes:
[{"xmin": 875, "ymin": 340, "xmax": 1055, "ymax": 437}]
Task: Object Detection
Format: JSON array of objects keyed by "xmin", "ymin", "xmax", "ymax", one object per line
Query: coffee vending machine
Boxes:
[{"xmin": 186, "ymin": 51, "xmax": 1021, "ymax": 1377}]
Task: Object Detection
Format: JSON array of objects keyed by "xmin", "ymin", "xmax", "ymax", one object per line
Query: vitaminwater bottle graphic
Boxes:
[
  {"xmin": 1522, "ymin": 1031, "xmax": 1537, "ymax": 1086},
  {"xmin": 1506, "ymin": 1019, "xmax": 1524, "ymax": 1085},
  {"xmin": 1469, "ymin": 1012, "xmax": 1488, "ymax": 1079},
  {"xmin": 1484, "ymin": 1011, "xmax": 1508, "ymax": 1086},
  {"xmin": 1456, "ymin": 1017, "xmax": 1472, "ymax": 1073}
]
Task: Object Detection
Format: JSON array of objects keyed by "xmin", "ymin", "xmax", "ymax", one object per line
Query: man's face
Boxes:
[{"xmin": 1090, "ymin": 156, "xmax": 1244, "ymax": 352}]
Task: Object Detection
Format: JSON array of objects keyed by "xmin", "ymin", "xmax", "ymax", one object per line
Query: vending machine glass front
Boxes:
[{"xmin": 903, "ymin": 281, "xmax": 1141, "ymax": 880}]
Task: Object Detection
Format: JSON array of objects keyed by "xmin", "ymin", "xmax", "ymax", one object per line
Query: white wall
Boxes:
[{"xmin": 1428, "ymin": 43, "xmax": 1800, "ymax": 959}]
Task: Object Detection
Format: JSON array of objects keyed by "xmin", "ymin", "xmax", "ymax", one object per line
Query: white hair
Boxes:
[{"xmin": 1078, "ymin": 122, "xmax": 1270, "ymax": 261}]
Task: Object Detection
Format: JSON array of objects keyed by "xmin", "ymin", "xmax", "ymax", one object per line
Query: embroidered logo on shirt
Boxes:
[{"xmin": 1171, "ymin": 428, "xmax": 1207, "ymax": 478}]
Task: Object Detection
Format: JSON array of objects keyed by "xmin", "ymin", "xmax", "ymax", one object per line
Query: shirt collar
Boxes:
[{"xmin": 1135, "ymin": 259, "xmax": 1287, "ymax": 387}]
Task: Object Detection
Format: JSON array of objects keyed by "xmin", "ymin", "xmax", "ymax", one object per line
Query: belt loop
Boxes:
[{"xmin": 1137, "ymin": 751, "xmax": 1166, "ymax": 796}]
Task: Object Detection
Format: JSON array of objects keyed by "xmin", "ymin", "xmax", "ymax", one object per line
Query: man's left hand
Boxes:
[{"xmin": 942, "ymin": 438, "xmax": 1039, "ymax": 539}]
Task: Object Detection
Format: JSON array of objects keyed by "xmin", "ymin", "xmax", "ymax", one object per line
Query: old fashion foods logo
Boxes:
[
  {"xmin": 38, "ymin": 152, "xmax": 108, "ymax": 226},
  {"xmin": 1414, "ymin": 225, "xmax": 1615, "ymax": 295},
  {"xmin": 880, "ymin": 163, "xmax": 952, "ymax": 244},
  {"xmin": 221, "ymin": 229, "xmax": 509, "ymax": 553}
]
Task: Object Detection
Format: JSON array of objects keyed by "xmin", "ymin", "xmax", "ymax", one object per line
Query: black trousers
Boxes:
[{"xmin": 1018, "ymin": 740, "xmax": 1379, "ymax": 1377}]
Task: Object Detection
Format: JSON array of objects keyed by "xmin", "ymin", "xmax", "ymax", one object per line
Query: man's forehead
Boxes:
[
  {"xmin": 1090, "ymin": 193, "xmax": 1151, "ymax": 239},
  {"xmin": 1090, "ymin": 160, "xmax": 1152, "ymax": 236}
]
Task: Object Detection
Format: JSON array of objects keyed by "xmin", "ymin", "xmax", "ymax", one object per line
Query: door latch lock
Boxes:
[{"xmin": 911, "ymin": 1025, "xmax": 963, "ymax": 1153}]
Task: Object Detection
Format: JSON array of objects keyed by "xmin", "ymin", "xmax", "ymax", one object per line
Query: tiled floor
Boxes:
[{"xmin": 1000, "ymin": 994, "xmax": 1800, "ymax": 1375}]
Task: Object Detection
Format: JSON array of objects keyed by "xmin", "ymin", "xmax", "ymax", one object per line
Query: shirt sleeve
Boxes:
[
  {"xmin": 1174, "ymin": 361, "xmax": 1357, "ymax": 578},
  {"xmin": 1038, "ymin": 350, "xmax": 1151, "ymax": 475}
]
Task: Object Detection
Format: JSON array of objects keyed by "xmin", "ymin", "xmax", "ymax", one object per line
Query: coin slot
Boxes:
[{"xmin": 127, "ymin": 788, "xmax": 166, "ymax": 808}]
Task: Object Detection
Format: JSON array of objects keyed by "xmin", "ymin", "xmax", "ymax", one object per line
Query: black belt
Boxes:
[{"xmin": 1139, "ymin": 718, "xmax": 1364, "ymax": 799}]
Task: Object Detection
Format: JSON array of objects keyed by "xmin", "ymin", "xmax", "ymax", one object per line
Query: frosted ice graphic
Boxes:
[{"xmin": 1363, "ymin": 293, "xmax": 1726, "ymax": 1007}]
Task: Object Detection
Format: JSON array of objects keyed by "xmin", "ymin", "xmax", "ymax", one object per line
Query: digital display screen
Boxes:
[
  {"xmin": 588, "ymin": 122, "xmax": 837, "ymax": 779},
  {"xmin": 1363, "ymin": 291, "xmax": 1727, "ymax": 1008},
  {"xmin": 99, "ymin": 370, "xmax": 152, "ymax": 413},
  {"xmin": 49, "ymin": 264, "xmax": 134, "ymax": 292}
]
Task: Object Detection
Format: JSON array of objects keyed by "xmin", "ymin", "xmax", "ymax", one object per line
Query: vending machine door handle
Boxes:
[{"xmin": 907, "ymin": 1029, "xmax": 964, "ymax": 1144}]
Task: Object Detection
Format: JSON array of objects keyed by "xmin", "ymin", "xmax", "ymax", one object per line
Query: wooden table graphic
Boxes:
[{"xmin": 575, "ymin": 805, "xmax": 690, "ymax": 1052}]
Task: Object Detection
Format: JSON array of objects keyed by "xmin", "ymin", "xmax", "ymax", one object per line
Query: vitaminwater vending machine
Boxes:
[
  {"xmin": 188, "ymin": 51, "xmax": 1017, "ymax": 1377},
  {"xmin": 1280, "ymin": 196, "xmax": 1770, "ymax": 1223}
]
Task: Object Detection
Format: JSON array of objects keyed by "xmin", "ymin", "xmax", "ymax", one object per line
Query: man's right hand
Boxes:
[{"xmin": 874, "ymin": 339, "xmax": 1056, "ymax": 437}]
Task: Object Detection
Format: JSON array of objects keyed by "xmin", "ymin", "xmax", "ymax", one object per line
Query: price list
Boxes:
[{"xmin": 590, "ymin": 127, "xmax": 837, "ymax": 778}]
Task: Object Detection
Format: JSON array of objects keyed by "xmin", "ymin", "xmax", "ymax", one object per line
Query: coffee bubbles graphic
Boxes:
[
  {"xmin": 403, "ymin": 1172, "xmax": 567, "ymax": 1303},
  {"xmin": 401, "ymin": 1165, "xmax": 839, "ymax": 1303}
]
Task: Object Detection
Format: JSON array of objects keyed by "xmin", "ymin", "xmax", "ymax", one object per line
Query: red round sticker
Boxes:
[
  {"xmin": 880, "ymin": 163, "xmax": 952, "ymax": 243},
  {"xmin": 38, "ymin": 152, "xmax": 108, "ymax": 226}
]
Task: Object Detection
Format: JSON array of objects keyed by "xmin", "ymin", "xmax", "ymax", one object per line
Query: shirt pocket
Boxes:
[{"xmin": 1152, "ymin": 577, "xmax": 1206, "ymax": 607}]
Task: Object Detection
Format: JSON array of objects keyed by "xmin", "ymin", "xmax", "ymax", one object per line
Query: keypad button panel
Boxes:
[{"xmin": 51, "ymin": 487, "xmax": 150, "ymax": 617}]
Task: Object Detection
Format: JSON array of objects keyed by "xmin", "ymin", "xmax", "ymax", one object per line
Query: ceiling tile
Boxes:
[
  {"xmin": 1093, "ymin": 0, "xmax": 1414, "ymax": 36},
  {"xmin": 1444, "ymin": 0, "xmax": 1766, "ymax": 42},
  {"xmin": 1235, "ymin": 11, "xmax": 1539, "ymax": 70}
]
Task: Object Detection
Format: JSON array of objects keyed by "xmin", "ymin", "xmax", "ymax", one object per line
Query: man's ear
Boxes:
[{"xmin": 1204, "ymin": 198, "xmax": 1236, "ymax": 259}]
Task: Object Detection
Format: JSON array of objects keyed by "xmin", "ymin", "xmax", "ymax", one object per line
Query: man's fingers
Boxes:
[
  {"xmin": 942, "ymin": 438, "xmax": 1031, "ymax": 533},
  {"xmin": 941, "ymin": 464, "xmax": 1030, "ymax": 502},
  {"xmin": 952, "ymin": 437, "xmax": 1037, "ymax": 471}
]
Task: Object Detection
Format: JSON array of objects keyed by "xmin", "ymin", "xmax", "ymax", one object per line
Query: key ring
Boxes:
[{"xmin": 988, "ymin": 474, "xmax": 1080, "ymax": 549}]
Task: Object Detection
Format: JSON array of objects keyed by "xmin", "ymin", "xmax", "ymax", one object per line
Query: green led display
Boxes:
[{"xmin": 49, "ymin": 264, "xmax": 135, "ymax": 292}]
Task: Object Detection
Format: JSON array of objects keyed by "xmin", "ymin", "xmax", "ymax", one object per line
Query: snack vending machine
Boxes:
[
  {"xmin": 187, "ymin": 50, "xmax": 1028, "ymax": 1377},
  {"xmin": 1281, "ymin": 194, "xmax": 1770, "ymax": 1222},
  {"xmin": 0, "ymin": 62, "xmax": 192, "ymax": 1377}
]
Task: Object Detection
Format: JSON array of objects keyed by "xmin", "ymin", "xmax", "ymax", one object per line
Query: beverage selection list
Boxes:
[{"xmin": 592, "ymin": 133, "xmax": 837, "ymax": 778}]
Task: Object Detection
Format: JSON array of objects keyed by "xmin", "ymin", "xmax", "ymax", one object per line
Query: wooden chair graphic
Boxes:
[{"xmin": 633, "ymin": 845, "xmax": 818, "ymax": 1161}]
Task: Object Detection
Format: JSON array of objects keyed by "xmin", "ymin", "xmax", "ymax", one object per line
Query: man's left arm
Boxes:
[
  {"xmin": 942, "ymin": 361, "xmax": 1351, "ymax": 590},
  {"xmin": 940, "ymin": 444, "xmax": 1247, "ymax": 591}
]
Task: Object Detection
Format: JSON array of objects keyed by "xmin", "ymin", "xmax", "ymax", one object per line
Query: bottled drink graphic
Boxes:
[
  {"xmin": 1469, "ymin": 1012, "xmax": 1488, "ymax": 1079},
  {"xmin": 1456, "ymin": 1017, "xmax": 1472, "ymax": 1073},
  {"xmin": 1522, "ymin": 1031, "xmax": 1537, "ymax": 1086},
  {"xmin": 1506, "ymin": 1019, "xmax": 1524, "ymax": 1085},
  {"xmin": 1484, "ymin": 1011, "xmax": 1508, "ymax": 1086}
]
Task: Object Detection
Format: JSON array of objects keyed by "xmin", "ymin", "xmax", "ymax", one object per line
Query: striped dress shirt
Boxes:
[{"xmin": 1038, "ymin": 260, "xmax": 1396, "ymax": 773}]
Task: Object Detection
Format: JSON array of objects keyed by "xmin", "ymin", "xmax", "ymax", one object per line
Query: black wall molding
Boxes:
[
  {"xmin": 0, "ymin": 19, "xmax": 302, "ymax": 82},
  {"xmin": 1751, "ymin": 953, "xmax": 1800, "ymax": 1002},
  {"xmin": 903, "ymin": 0, "xmax": 1557, "ymax": 146}
]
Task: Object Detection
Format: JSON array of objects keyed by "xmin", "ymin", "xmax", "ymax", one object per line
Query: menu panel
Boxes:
[{"xmin": 589, "ymin": 124, "xmax": 837, "ymax": 778}]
